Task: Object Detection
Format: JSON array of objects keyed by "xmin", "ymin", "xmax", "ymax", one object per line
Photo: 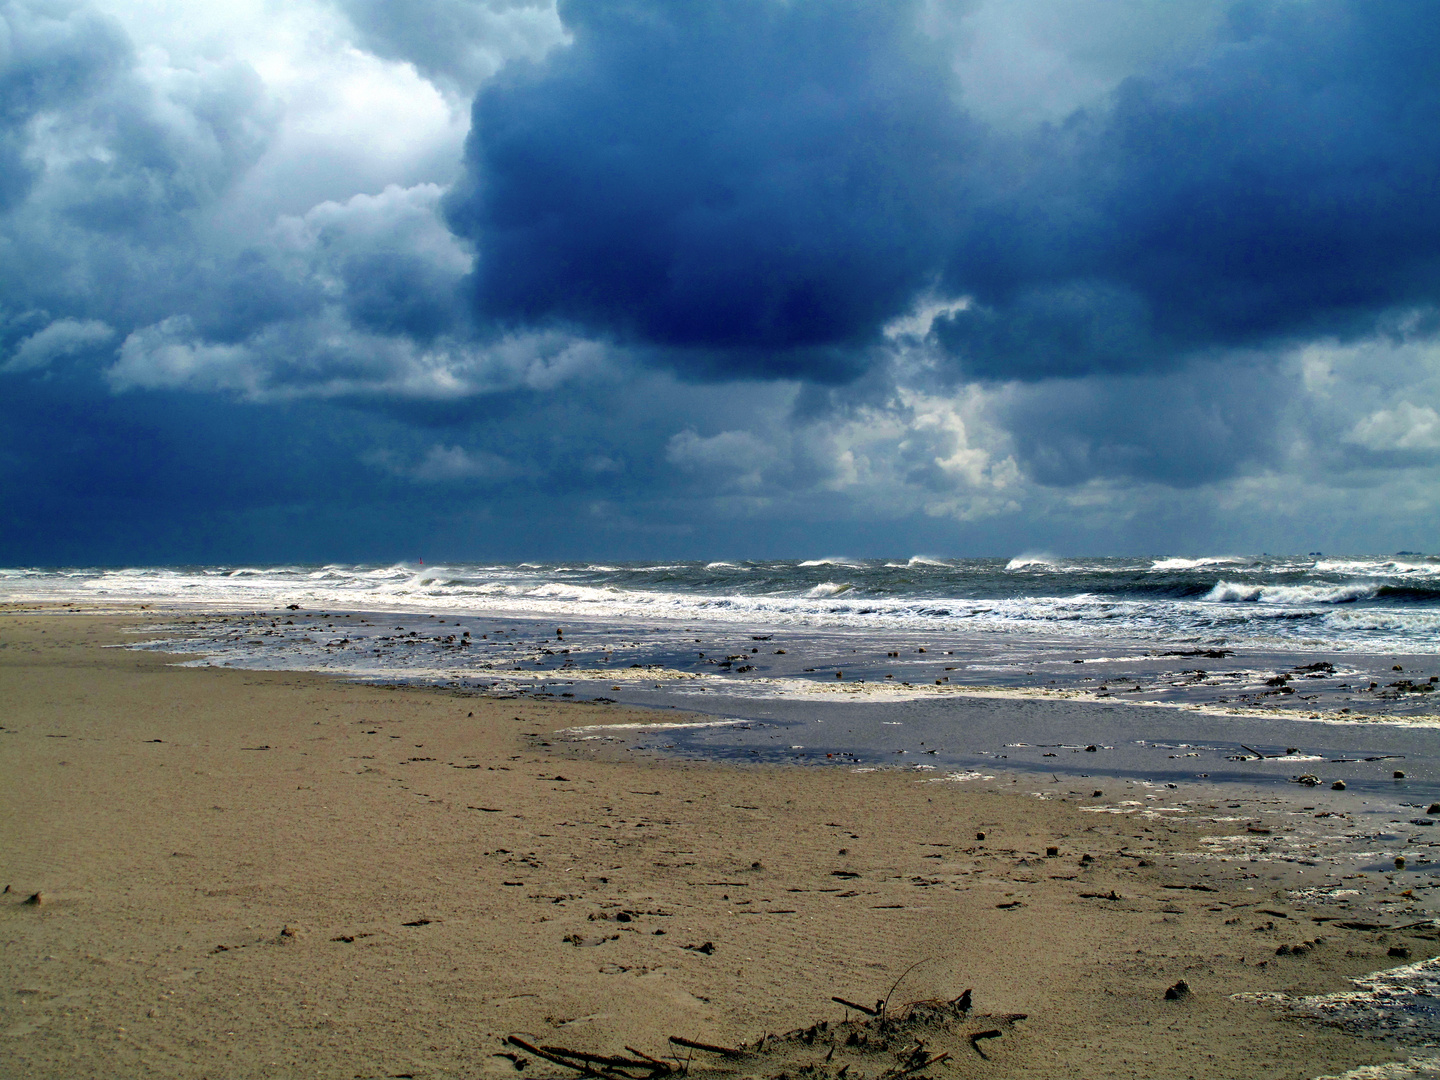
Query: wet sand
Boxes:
[{"xmin": 2, "ymin": 608, "xmax": 1439, "ymax": 1078}]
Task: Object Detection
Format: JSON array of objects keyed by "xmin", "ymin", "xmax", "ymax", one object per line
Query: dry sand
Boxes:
[{"xmin": 1, "ymin": 609, "xmax": 1436, "ymax": 1078}]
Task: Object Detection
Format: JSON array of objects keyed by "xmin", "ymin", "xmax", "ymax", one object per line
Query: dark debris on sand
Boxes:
[{"xmin": 505, "ymin": 989, "xmax": 1026, "ymax": 1079}]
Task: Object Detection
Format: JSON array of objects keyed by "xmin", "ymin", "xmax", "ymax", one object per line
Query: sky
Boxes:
[{"xmin": 2, "ymin": 0, "xmax": 1439, "ymax": 564}]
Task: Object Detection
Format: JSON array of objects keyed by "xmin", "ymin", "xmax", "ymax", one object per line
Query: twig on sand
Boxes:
[
  {"xmin": 508, "ymin": 1036, "xmax": 610, "ymax": 1078},
  {"xmin": 508, "ymin": 987, "xmax": 1018, "ymax": 1079},
  {"xmin": 625, "ymin": 1046, "xmax": 673, "ymax": 1072},
  {"xmin": 882, "ymin": 958, "xmax": 931, "ymax": 1017},
  {"xmin": 887, "ymin": 1051, "xmax": 949, "ymax": 1077},
  {"xmin": 508, "ymin": 1036, "xmax": 674, "ymax": 1080},
  {"xmin": 541, "ymin": 1044, "xmax": 674, "ymax": 1075},
  {"xmin": 668, "ymin": 1036, "xmax": 746, "ymax": 1059}
]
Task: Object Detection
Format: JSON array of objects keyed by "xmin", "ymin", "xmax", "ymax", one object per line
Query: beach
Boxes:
[{"xmin": 4, "ymin": 607, "xmax": 1440, "ymax": 1079}]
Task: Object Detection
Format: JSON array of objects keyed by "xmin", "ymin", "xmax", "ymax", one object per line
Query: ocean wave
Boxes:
[
  {"xmin": 1375, "ymin": 584, "xmax": 1440, "ymax": 601},
  {"xmin": 1150, "ymin": 556, "xmax": 1243, "ymax": 571},
  {"xmin": 1205, "ymin": 581, "xmax": 1379, "ymax": 604},
  {"xmin": 5, "ymin": 559, "xmax": 1440, "ymax": 655},
  {"xmin": 1006, "ymin": 553, "xmax": 1057, "ymax": 570},
  {"xmin": 1314, "ymin": 558, "xmax": 1440, "ymax": 577},
  {"xmin": 798, "ymin": 557, "xmax": 865, "ymax": 568},
  {"xmin": 1327, "ymin": 608, "xmax": 1440, "ymax": 633}
]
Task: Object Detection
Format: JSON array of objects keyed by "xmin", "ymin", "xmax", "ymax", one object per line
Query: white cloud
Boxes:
[
  {"xmin": 667, "ymin": 428, "xmax": 776, "ymax": 490},
  {"xmin": 934, "ymin": 0, "xmax": 1229, "ymax": 130},
  {"xmin": 883, "ymin": 294, "xmax": 971, "ymax": 341},
  {"xmin": 275, "ymin": 182, "xmax": 471, "ymax": 276},
  {"xmin": 1347, "ymin": 402, "xmax": 1440, "ymax": 452},
  {"xmin": 411, "ymin": 445, "xmax": 519, "ymax": 482},
  {"xmin": 106, "ymin": 308, "xmax": 614, "ymax": 400},
  {"xmin": 363, "ymin": 444, "xmax": 522, "ymax": 484},
  {"xmin": 3, "ymin": 317, "xmax": 114, "ymax": 372},
  {"xmin": 804, "ymin": 387, "xmax": 1021, "ymax": 520},
  {"xmin": 660, "ymin": 377, "xmax": 1022, "ymax": 521},
  {"xmin": 98, "ymin": 0, "xmax": 471, "ymax": 227},
  {"xmin": 108, "ymin": 316, "xmax": 259, "ymax": 392}
]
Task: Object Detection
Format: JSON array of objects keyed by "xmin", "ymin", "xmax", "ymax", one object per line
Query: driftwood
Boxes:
[
  {"xmin": 507, "ymin": 1036, "xmax": 612, "ymax": 1078},
  {"xmin": 668, "ymin": 1036, "xmax": 745, "ymax": 1058},
  {"xmin": 542, "ymin": 1044, "xmax": 675, "ymax": 1073},
  {"xmin": 507, "ymin": 986, "xmax": 1022, "ymax": 1078}
]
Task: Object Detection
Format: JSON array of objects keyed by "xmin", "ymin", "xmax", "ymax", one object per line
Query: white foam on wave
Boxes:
[
  {"xmin": 6, "ymin": 559, "xmax": 1440, "ymax": 657},
  {"xmin": 1314, "ymin": 558, "xmax": 1440, "ymax": 577},
  {"xmin": 799, "ymin": 557, "xmax": 865, "ymax": 568},
  {"xmin": 1151, "ymin": 556, "xmax": 1242, "ymax": 571},
  {"xmin": 1328, "ymin": 608, "xmax": 1440, "ymax": 634},
  {"xmin": 1006, "ymin": 553, "xmax": 1058, "ymax": 570},
  {"xmin": 1206, "ymin": 581, "xmax": 1379, "ymax": 604}
]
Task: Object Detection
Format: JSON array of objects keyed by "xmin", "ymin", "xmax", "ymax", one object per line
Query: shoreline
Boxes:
[{"xmin": 3, "ymin": 607, "xmax": 1440, "ymax": 1078}]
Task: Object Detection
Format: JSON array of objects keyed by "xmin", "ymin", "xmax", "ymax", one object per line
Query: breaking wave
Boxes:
[
  {"xmin": 1006, "ymin": 553, "xmax": 1058, "ymax": 570},
  {"xmin": 2, "ymin": 553, "xmax": 1437, "ymax": 654}
]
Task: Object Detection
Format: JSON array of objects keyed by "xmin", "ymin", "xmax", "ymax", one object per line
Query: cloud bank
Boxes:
[{"xmin": 2, "ymin": 0, "xmax": 1439, "ymax": 562}]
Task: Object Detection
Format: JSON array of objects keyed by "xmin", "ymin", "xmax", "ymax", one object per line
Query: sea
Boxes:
[
  {"xmin": 5, "ymin": 553, "xmax": 1440, "ymax": 787},
  {"xmin": 3, "ymin": 553, "xmax": 1438, "ymax": 700}
]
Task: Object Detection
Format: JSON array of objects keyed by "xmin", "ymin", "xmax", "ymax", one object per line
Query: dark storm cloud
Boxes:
[
  {"xmin": 448, "ymin": 0, "xmax": 978, "ymax": 381},
  {"xmin": 936, "ymin": 0, "xmax": 1440, "ymax": 378},
  {"xmin": 450, "ymin": 0, "xmax": 1440, "ymax": 382},
  {"xmin": 0, "ymin": 2, "xmax": 130, "ymax": 211},
  {"xmin": 995, "ymin": 362, "xmax": 1283, "ymax": 488},
  {"xmin": 6, "ymin": 0, "xmax": 1440, "ymax": 565}
]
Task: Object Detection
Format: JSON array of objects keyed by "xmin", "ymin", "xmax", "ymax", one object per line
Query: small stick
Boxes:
[
  {"xmin": 883, "ymin": 958, "xmax": 930, "ymax": 1016},
  {"xmin": 624, "ymin": 1046, "xmax": 673, "ymax": 1073},
  {"xmin": 1240, "ymin": 745, "xmax": 1267, "ymax": 759},
  {"xmin": 832, "ymin": 996, "xmax": 879, "ymax": 1016},
  {"xmin": 880, "ymin": 1051, "xmax": 950, "ymax": 1079},
  {"xmin": 905, "ymin": 1052, "xmax": 949, "ymax": 1074},
  {"xmin": 668, "ymin": 1036, "xmax": 744, "ymax": 1058},
  {"xmin": 508, "ymin": 1036, "xmax": 609, "ymax": 1078},
  {"xmin": 541, "ymin": 1045, "xmax": 664, "ymax": 1072},
  {"xmin": 1385, "ymin": 919, "xmax": 1440, "ymax": 932}
]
